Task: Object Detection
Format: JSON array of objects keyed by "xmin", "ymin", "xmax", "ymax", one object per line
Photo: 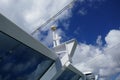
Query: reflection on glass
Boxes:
[
  {"xmin": 86, "ymin": 73, "xmax": 95, "ymax": 80},
  {"xmin": 0, "ymin": 32, "xmax": 54, "ymax": 80},
  {"xmin": 79, "ymin": 77, "xmax": 83, "ymax": 80},
  {"xmin": 57, "ymin": 68, "xmax": 80, "ymax": 80}
]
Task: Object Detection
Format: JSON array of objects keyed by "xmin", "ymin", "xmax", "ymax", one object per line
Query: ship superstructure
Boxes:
[{"xmin": 0, "ymin": 14, "xmax": 97, "ymax": 80}]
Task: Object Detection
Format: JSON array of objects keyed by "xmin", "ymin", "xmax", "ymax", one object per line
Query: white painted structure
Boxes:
[
  {"xmin": 0, "ymin": 13, "xmax": 97, "ymax": 80},
  {"xmin": 51, "ymin": 26, "xmax": 61, "ymax": 47}
]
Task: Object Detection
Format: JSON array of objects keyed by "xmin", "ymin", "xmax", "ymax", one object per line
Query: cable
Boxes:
[{"xmin": 31, "ymin": 0, "xmax": 76, "ymax": 35}]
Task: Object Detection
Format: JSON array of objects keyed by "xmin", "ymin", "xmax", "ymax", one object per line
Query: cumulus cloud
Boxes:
[
  {"xmin": 72, "ymin": 29, "xmax": 120, "ymax": 79},
  {"xmin": 96, "ymin": 35, "xmax": 103, "ymax": 47},
  {"xmin": 0, "ymin": 0, "xmax": 106, "ymax": 47},
  {"xmin": 105, "ymin": 30, "xmax": 120, "ymax": 48},
  {"xmin": 0, "ymin": 0, "xmax": 73, "ymax": 33},
  {"xmin": 0, "ymin": 0, "xmax": 74, "ymax": 47},
  {"xmin": 1, "ymin": 0, "xmax": 119, "ymax": 80}
]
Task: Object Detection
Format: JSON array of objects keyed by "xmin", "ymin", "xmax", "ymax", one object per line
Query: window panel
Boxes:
[
  {"xmin": 0, "ymin": 32, "xmax": 54, "ymax": 80},
  {"xmin": 86, "ymin": 73, "xmax": 95, "ymax": 80},
  {"xmin": 57, "ymin": 68, "xmax": 80, "ymax": 80}
]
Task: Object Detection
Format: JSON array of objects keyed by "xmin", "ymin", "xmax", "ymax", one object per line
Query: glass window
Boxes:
[
  {"xmin": 0, "ymin": 32, "xmax": 54, "ymax": 80},
  {"xmin": 57, "ymin": 68, "xmax": 80, "ymax": 80},
  {"xmin": 86, "ymin": 73, "xmax": 95, "ymax": 80},
  {"xmin": 79, "ymin": 77, "xmax": 83, "ymax": 80}
]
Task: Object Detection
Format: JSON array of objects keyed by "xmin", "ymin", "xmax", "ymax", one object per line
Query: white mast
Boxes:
[{"xmin": 51, "ymin": 26, "xmax": 61, "ymax": 47}]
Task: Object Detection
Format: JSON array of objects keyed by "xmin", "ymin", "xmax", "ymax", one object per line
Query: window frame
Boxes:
[
  {"xmin": 0, "ymin": 14, "xmax": 57, "ymax": 60},
  {"xmin": 0, "ymin": 31, "xmax": 55, "ymax": 79}
]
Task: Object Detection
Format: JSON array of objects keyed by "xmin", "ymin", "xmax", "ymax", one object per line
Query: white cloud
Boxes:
[
  {"xmin": 27, "ymin": 60, "xmax": 51, "ymax": 80},
  {"xmin": 74, "ymin": 27, "xmax": 80, "ymax": 35},
  {"xmin": 72, "ymin": 29, "xmax": 120, "ymax": 79},
  {"xmin": 78, "ymin": 8, "xmax": 87, "ymax": 15},
  {"xmin": 105, "ymin": 29, "xmax": 120, "ymax": 48},
  {"xmin": 116, "ymin": 74, "xmax": 120, "ymax": 80},
  {"xmin": 0, "ymin": 0, "xmax": 73, "ymax": 34},
  {"xmin": 1, "ymin": 0, "xmax": 119, "ymax": 80},
  {"xmin": 62, "ymin": 22, "xmax": 70, "ymax": 30},
  {"xmin": 0, "ymin": 0, "xmax": 74, "ymax": 47},
  {"xmin": 96, "ymin": 35, "xmax": 103, "ymax": 46},
  {"xmin": 0, "ymin": 0, "xmax": 106, "ymax": 48}
]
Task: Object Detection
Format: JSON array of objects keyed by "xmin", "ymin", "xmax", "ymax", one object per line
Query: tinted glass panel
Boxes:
[
  {"xmin": 79, "ymin": 77, "xmax": 83, "ymax": 80},
  {"xmin": 57, "ymin": 68, "xmax": 80, "ymax": 80},
  {"xmin": 86, "ymin": 74, "xmax": 95, "ymax": 80},
  {"xmin": 0, "ymin": 32, "xmax": 54, "ymax": 80}
]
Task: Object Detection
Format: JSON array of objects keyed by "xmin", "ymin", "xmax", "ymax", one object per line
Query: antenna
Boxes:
[
  {"xmin": 51, "ymin": 26, "xmax": 61, "ymax": 47},
  {"xmin": 31, "ymin": 0, "xmax": 76, "ymax": 35}
]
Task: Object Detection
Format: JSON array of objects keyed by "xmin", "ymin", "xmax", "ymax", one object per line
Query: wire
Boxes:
[{"xmin": 31, "ymin": 0, "xmax": 77, "ymax": 35}]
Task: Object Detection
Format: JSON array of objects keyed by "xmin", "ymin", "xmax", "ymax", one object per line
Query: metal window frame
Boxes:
[
  {"xmin": 0, "ymin": 31, "xmax": 55, "ymax": 80},
  {"xmin": 40, "ymin": 61, "xmax": 85, "ymax": 80},
  {"xmin": 0, "ymin": 13, "xmax": 57, "ymax": 60},
  {"xmin": 50, "ymin": 62, "xmax": 85, "ymax": 80},
  {"xmin": 0, "ymin": 14, "xmax": 88, "ymax": 80},
  {"xmin": 40, "ymin": 39, "xmax": 86, "ymax": 80}
]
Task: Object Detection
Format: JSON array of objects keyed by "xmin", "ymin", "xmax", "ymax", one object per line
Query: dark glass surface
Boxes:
[
  {"xmin": 86, "ymin": 73, "xmax": 95, "ymax": 80},
  {"xmin": 0, "ymin": 32, "xmax": 54, "ymax": 80},
  {"xmin": 57, "ymin": 68, "xmax": 80, "ymax": 80}
]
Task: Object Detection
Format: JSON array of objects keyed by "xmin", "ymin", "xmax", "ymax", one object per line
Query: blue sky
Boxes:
[
  {"xmin": 0, "ymin": 0, "xmax": 120, "ymax": 80},
  {"xmin": 59, "ymin": 0, "xmax": 120, "ymax": 45},
  {"xmin": 59, "ymin": 0, "xmax": 120, "ymax": 79}
]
